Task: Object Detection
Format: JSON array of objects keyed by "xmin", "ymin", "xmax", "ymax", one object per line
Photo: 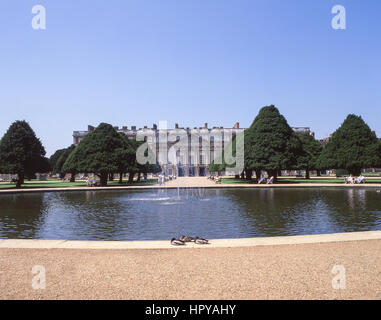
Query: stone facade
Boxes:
[{"xmin": 73, "ymin": 124, "xmax": 311, "ymax": 177}]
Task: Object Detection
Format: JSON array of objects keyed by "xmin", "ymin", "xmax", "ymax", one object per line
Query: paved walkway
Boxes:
[
  {"xmin": 1, "ymin": 237, "xmax": 380, "ymax": 299},
  {"xmin": 164, "ymin": 177, "xmax": 217, "ymax": 188}
]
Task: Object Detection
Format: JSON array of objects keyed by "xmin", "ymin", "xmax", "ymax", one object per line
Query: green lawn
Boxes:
[
  {"xmin": 363, "ymin": 172, "xmax": 381, "ymax": 177},
  {"xmin": 0, "ymin": 178, "xmax": 158, "ymax": 189}
]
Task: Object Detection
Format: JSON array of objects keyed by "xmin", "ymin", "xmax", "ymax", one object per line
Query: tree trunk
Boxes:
[
  {"xmin": 119, "ymin": 173, "xmax": 123, "ymax": 184},
  {"xmin": 70, "ymin": 172, "xmax": 75, "ymax": 182},
  {"xmin": 108, "ymin": 173, "xmax": 114, "ymax": 181},
  {"xmin": 305, "ymin": 169, "xmax": 310, "ymax": 180},
  {"xmin": 16, "ymin": 173, "xmax": 24, "ymax": 188},
  {"xmin": 137, "ymin": 172, "xmax": 141, "ymax": 182},
  {"xmin": 268, "ymin": 170, "xmax": 278, "ymax": 183},
  {"xmin": 316, "ymin": 170, "xmax": 321, "ymax": 177},
  {"xmin": 100, "ymin": 173, "xmax": 108, "ymax": 186},
  {"xmin": 255, "ymin": 169, "xmax": 261, "ymax": 182},
  {"xmin": 128, "ymin": 172, "xmax": 134, "ymax": 183},
  {"xmin": 240, "ymin": 171, "xmax": 245, "ymax": 179},
  {"xmin": 245, "ymin": 169, "xmax": 252, "ymax": 180}
]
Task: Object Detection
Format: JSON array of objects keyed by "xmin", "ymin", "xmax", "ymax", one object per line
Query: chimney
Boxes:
[
  {"xmin": 122, "ymin": 126, "xmax": 127, "ymax": 131},
  {"xmin": 114, "ymin": 126, "xmax": 119, "ymax": 131},
  {"xmin": 311, "ymin": 132, "xmax": 315, "ymax": 138},
  {"xmin": 144, "ymin": 126, "xmax": 148, "ymax": 129},
  {"xmin": 233, "ymin": 122, "xmax": 240, "ymax": 129},
  {"xmin": 175, "ymin": 123, "xmax": 179, "ymax": 129},
  {"xmin": 204, "ymin": 123, "xmax": 208, "ymax": 129},
  {"xmin": 132, "ymin": 126, "xmax": 136, "ymax": 131},
  {"xmin": 88, "ymin": 125, "xmax": 95, "ymax": 132},
  {"xmin": 153, "ymin": 123, "xmax": 157, "ymax": 130}
]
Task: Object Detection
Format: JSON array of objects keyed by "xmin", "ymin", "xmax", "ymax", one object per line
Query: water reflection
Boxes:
[
  {"xmin": 0, "ymin": 193, "xmax": 48, "ymax": 238},
  {"xmin": 0, "ymin": 188, "xmax": 380, "ymax": 240},
  {"xmin": 321, "ymin": 188, "xmax": 381, "ymax": 232}
]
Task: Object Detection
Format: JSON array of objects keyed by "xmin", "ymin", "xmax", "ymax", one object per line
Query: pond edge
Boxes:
[{"xmin": 1, "ymin": 230, "xmax": 381, "ymax": 250}]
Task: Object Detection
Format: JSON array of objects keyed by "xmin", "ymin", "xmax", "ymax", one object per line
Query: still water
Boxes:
[{"xmin": 0, "ymin": 188, "xmax": 381, "ymax": 240}]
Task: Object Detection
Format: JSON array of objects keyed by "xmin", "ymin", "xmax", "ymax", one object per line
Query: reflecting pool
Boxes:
[{"xmin": 0, "ymin": 187, "xmax": 380, "ymax": 240}]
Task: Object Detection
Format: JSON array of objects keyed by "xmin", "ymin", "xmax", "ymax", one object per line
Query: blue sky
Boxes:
[{"xmin": 0, "ymin": 0, "xmax": 380, "ymax": 156}]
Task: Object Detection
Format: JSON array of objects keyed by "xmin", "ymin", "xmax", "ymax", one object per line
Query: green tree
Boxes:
[
  {"xmin": 244, "ymin": 105, "xmax": 302, "ymax": 182},
  {"xmin": 209, "ymin": 106, "xmax": 303, "ymax": 182},
  {"xmin": 296, "ymin": 133, "xmax": 323, "ymax": 179},
  {"xmin": 62, "ymin": 123, "xmax": 131, "ymax": 186},
  {"xmin": 116, "ymin": 133, "xmax": 139, "ymax": 183},
  {"xmin": 209, "ymin": 151, "xmax": 226, "ymax": 176},
  {"xmin": 55, "ymin": 145, "xmax": 76, "ymax": 181},
  {"xmin": 0, "ymin": 120, "xmax": 49, "ymax": 188},
  {"xmin": 49, "ymin": 148, "xmax": 66, "ymax": 173},
  {"xmin": 317, "ymin": 114, "xmax": 381, "ymax": 176},
  {"xmin": 209, "ymin": 131, "xmax": 246, "ymax": 178},
  {"xmin": 126, "ymin": 139, "xmax": 161, "ymax": 182}
]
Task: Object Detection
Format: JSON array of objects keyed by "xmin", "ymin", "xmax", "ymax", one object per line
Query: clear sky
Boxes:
[{"xmin": 1, "ymin": 0, "xmax": 380, "ymax": 156}]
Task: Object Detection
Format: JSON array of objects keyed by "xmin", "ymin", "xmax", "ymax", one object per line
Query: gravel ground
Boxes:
[{"xmin": 1, "ymin": 239, "xmax": 381, "ymax": 300}]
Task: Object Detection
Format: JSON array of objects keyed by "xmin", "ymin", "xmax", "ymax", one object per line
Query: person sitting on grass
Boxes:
[
  {"xmin": 345, "ymin": 174, "xmax": 355, "ymax": 184},
  {"xmin": 258, "ymin": 175, "xmax": 266, "ymax": 184},
  {"xmin": 356, "ymin": 174, "xmax": 366, "ymax": 184},
  {"xmin": 267, "ymin": 176, "xmax": 274, "ymax": 184}
]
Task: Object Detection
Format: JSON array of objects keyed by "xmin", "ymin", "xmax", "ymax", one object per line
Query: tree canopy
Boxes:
[
  {"xmin": 49, "ymin": 148, "xmax": 66, "ymax": 173},
  {"xmin": 125, "ymin": 138, "xmax": 161, "ymax": 182},
  {"xmin": 54, "ymin": 145, "xmax": 76, "ymax": 181},
  {"xmin": 296, "ymin": 133, "xmax": 323, "ymax": 179},
  {"xmin": 317, "ymin": 114, "xmax": 381, "ymax": 175},
  {"xmin": 246, "ymin": 105, "xmax": 301, "ymax": 172},
  {"xmin": 209, "ymin": 105, "xmax": 305, "ymax": 180},
  {"xmin": 62, "ymin": 123, "xmax": 132, "ymax": 186},
  {"xmin": 0, "ymin": 120, "xmax": 49, "ymax": 187}
]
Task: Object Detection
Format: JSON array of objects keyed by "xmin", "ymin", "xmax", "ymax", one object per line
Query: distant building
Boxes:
[
  {"xmin": 73, "ymin": 124, "xmax": 312, "ymax": 176},
  {"xmin": 292, "ymin": 127, "xmax": 311, "ymax": 135},
  {"xmin": 319, "ymin": 134, "xmax": 333, "ymax": 147}
]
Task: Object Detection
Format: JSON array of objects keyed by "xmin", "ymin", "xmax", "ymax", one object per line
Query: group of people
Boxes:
[
  {"xmin": 208, "ymin": 175, "xmax": 221, "ymax": 184},
  {"xmin": 344, "ymin": 174, "xmax": 366, "ymax": 184},
  {"xmin": 258, "ymin": 175, "xmax": 274, "ymax": 184},
  {"xmin": 86, "ymin": 177, "xmax": 99, "ymax": 187}
]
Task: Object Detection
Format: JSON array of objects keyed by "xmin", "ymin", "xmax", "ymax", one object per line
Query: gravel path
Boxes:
[{"xmin": 1, "ymin": 239, "xmax": 381, "ymax": 300}]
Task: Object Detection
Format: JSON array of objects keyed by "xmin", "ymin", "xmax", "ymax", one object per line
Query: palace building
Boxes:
[{"xmin": 73, "ymin": 124, "xmax": 311, "ymax": 177}]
